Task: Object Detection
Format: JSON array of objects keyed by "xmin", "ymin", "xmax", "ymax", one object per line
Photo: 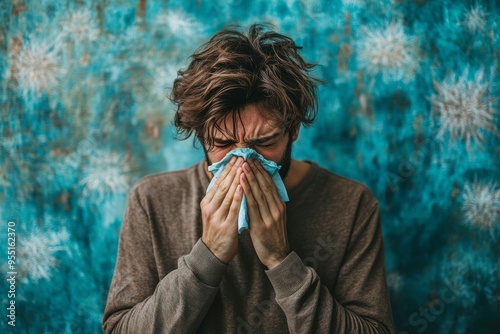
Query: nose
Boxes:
[{"xmin": 234, "ymin": 143, "xmax": 251, "ymax": 149}]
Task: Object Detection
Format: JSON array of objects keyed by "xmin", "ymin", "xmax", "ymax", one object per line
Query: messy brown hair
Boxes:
[{"xmin": 170, "ymin": 24, "xmax": 322, "ymax": 148}]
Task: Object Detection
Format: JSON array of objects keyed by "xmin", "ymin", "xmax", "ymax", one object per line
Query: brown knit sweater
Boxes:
[{"xmin": 102, "ymin": 161, "xmax": 395, "ymax": 333}]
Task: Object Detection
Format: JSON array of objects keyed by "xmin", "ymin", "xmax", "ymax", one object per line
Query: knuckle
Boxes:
[
  {"xmin": 228, "ymin": 203, "xmax": 238, "ymax": 213},
  {"xmin": 250, "ymin": 200, "xmax": 259, "ymax": 209},
  {"xmin": 272, "ymin": 209, "xmax": 281, "ymax": 221},
  {"xmin": 202, "ymin": 202, "xmax": 216, "ymax": 214},
  {"xmin": 214, "ymin": 178, "xmax": 223, "ymax": 187},
  {"xmin": 219, "ymin": 184, "xmax": 229, "ymax": 194},
  {"xmin": 247, "ymin": 198, "xmax": 258, "ymax": 209},
  {"xmin": 201, "ymin": 205, "xmax": 210, "ymax": 217},
  {"xmin": 222, "ymin": 196, "xmax": 232, "ymax": 207},
  {"xmin": 262, "ymin": 183, "xmax": 272, "ymax": 192},
  {"xmin": 202, "ymin": 210, "xmax": 211, "ymax": 222}
]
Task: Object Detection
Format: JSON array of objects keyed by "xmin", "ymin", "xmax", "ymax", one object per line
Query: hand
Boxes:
[
  {"xmin": 201, "ymin": 156, "xmax": 244, "ymax": 263},
  {"xmin": 240, "ymin": 158, "xmax": 290, "ymax": 269}
]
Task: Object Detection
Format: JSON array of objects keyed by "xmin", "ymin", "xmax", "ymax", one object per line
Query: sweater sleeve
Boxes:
[
  {"xmin": 265, "ymin": 202, "xmax": 395, "ymax": 334},
  {"xmin": 102, "ymin": 186, "xmax": 227, "ymax": 333}
]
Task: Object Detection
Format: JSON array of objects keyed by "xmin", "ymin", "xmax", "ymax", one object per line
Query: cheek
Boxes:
[
  {"xmin": 254, "ymin": 145, "xmax": 286, "ymax": 163},
  {"xmin": 207, "ymin": 148, "xmax": 231, "ymax": 163}
]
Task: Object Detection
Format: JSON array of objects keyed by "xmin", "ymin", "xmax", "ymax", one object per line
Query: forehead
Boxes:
[{"xmin": 213, "ymin": 104, "xmax": 280, "ymax": 139}]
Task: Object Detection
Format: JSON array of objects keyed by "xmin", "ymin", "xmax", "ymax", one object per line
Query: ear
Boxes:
[{"xmin": 291, "ymin": 125, "xmax": 300, "ymax": 142}]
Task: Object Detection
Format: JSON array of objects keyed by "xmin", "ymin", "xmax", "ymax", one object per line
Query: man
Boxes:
[{"xmin": 102, "ymin": 24, "xmax": 395, "ymax": 333}]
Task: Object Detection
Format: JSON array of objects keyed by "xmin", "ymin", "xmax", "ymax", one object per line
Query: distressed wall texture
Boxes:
[{"xmin": 1, "ymin": 0, "xmax": 499, "ymax": 333}]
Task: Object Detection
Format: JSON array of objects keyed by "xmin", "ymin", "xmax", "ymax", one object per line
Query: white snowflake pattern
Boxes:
[
  {"xmin": 156, "ymin": 10, "xmax": 200, "ymax": 39},
  {"xmin": 59, "ymin": 8, "xmax": 99, "ymax": 42},
  {"xmin": 463, "ymin": 6, "xmax": 488, "ymax": 33},
  {"xmin": 356, "ymin": 22, "xmax": 419, "ymax": 82},
  {"xmin": 18, "ymin": 228, "xmax": 70, "ymax": 282},
  {"xmin": 14, "ymin": 39, "xmax": 64, "ymax": 98},
  {"xmin": 78, "ymin": 151, "xmax": 131, "ymax": 201},
  {"xmin": 430, "ymin": 68, "xmax": 497, "ymax": 148},
  {"xmin": 462, "ymin": 180, "xmax": 500, "ymax": 229}
]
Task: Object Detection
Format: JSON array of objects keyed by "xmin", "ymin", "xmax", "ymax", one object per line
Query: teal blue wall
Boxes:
[{"xmin": 1, "ymin": 0, "xmax": 499, "ymax": 333}]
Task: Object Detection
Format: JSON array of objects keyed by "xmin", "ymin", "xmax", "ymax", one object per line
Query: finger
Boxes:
[
  {"xmin": 242, "ymin": 161, "xmax": 272, "ymax": 220},
  {"xmin": 247, "ymin": 159, "xmax": 286, "ymax": 224},
  {"xmin": 248, "ymin": 159, "xmax": 281, "ymax": 209},
  {"xmin": 225, "ymin": 184, "xmax": 244, "ymax": 225},
  {"xmin": 240, "ymin": 172, "xmax": 263, "ymax": 223},
  {"xmin": 219, "ymin": 166, "xmax": 243, "ymax": 212},
  {"xmin": 211, "ymin": 157, "xmax": 243, "ymax": 205},
  {"xmin": 205, "ymin": 156, "xmax": 237, "ymax": 202},
  {"xmin": 252, "ymin": 159, "xmax": 283, "ymax": 206}
]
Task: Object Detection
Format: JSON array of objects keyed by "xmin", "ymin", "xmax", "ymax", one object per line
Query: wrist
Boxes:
[
  {"xmin": 264, "ymin": 250, "xmax": 290, "ymax": 270},
  {"xmin": 201, "ymin": 237, "xmax": 232, "ymax": 264}
]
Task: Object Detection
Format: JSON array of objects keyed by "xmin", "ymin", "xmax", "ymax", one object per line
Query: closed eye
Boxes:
[
  {"xmin": 246, "ymin": 131, "xmax": 283, "ymax": 148},
  {"xmin": 213, "ymin": 141, "xmax": 235, "ymax": 148},
  {"xmin": 254, "ymin": 141, "xmax": 277, "ymax": 148}
]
